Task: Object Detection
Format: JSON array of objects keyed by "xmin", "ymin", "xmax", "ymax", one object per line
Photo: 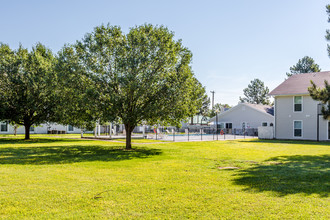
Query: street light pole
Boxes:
[
  {"xmin": 317, "ymin": 104, "xmax": 322, "ymax": 142},
  {"xmin": 210, "ymin": 91, "xmax": 215, "ymax": 110},
  {"xmin": 215, "ymin": 109, "xmax": 219, "ymax": 141}
]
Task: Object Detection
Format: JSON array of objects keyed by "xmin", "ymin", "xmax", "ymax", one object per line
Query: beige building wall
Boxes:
[
  {"xmin": 217, "ymin": 104, "xmax": 274, "ymax": 129},
  {"xmin": 275, "ymin": 95, "xmax": 329, "ymax": 141},
  {"xmin": 0, "ymin": 123, "xmax": 82, "ymax": 134}
]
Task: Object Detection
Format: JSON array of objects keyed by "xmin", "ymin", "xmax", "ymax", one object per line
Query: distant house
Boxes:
[
  {"xmin": 269, "ymin": 71, "xmax": 330, "ymax": 141},
  {"xmin": 181, "ymin": 115, "xmax": 210, "ymax": 129},
  {"xmin": 0, "ymin": 122, "xmax": 82, "ymax": 135},
  {"xmin": 209, "ymin": 103, "xmax": 274, "ymax": 135}
]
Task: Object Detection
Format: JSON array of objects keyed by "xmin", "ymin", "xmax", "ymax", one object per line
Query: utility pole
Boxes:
[{"xmin": 210, "ymin": 90, "xmax": 215, "ymax": 110}]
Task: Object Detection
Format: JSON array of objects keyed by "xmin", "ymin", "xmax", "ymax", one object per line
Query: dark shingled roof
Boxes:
[
  {"xmin": 269, "ymin": 71, "xmax": 330, "ymax": 96},
  {"xmin": 244, "ymin": 103, "xmax": 274, "ymax": 116}
]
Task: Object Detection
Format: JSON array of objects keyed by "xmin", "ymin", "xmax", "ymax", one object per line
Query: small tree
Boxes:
[
  {"xmin": 189, "ymin": 83, "xmax": 209, "ymax": 123},
  {"xmin": 308, "ymin": 80, "xmax": 330, "ymax": 119},
  {"xmin": 60, "ymin": 24, "xmax": 204, "ymax": 149},
  {"xmin": 239, "ymin": 79, "xmax": 270, "ymax": 105},
  {"xmin": 208, "ymin": 103, "xmax": 231, "ymax": 118},
  {"xmin": 0, "ymin": 43, "xmax": 57, "ymax": 139},
  {"xmin": 326, "ymin": 5, "xmax": 330, "ymax": 57},
  {"xmin": 286, "ymin": 56, "xmax": 321, "ymax": 77},
  {"xmin": 308, "ymin": 5, "xmax": 330, "ymax": 119},
  {"xmin": 197, "ymin": 87, "xmax": 210, "ymax": 117}
]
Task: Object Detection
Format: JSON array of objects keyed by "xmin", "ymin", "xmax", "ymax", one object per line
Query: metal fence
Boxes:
[
  {"xmin": 140, "ymin": 127, "xmax": 258, "ymax": 142},
  {"xmin": 87, "ymin": 125, "xmax": 258, "ymax": 142}
]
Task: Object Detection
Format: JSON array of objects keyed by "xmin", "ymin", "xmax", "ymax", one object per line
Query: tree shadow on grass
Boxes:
[
  {"xmin": 0, "ymin": 145, "xmax": 162, "ymax": 165},
  {"xmin": 233, "ymin": 155, "xmax": 330, "ymax": 197},
  {"xmin": 246, "ymin": 139, "xmax": 330, "ymax": 146},
  {"xmin": 0, "ymin": 138, "xmax": 88, "ymax": 145}
]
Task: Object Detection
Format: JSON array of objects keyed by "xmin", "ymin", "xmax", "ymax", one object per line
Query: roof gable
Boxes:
[
  {"xmin": 269, "ymin": 71, "xmax": 330, "ymax": 96},
  {"xmin": 209, "ymin": 103, "xmax": 274, "ymax": 122}
]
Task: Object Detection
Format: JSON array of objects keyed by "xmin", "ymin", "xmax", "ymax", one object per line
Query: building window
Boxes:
[
  {"xmin": 68, "ymin": 125, "xmax": 74, "ymax": 132},
  {"xmin": 262, "ymin": 122, "xmax": 268, "ymax": 127},
  {"xmin": 0, "ymin": 121, "xmax": 8, "ymax": 132},
  {"xmin": 30, "ymin": 126, "xmax": 35, "ymax": 132},
  {"xmin": 294, "ymin": 121, "xmax": 302, "ymax": 137},
  {"xmin": 270, "ymin": 123, "xmax": 274, "ymax": 127},
  {"xmin": 294, "ymin": 96, "xmax": 302, "ymax": 112}
]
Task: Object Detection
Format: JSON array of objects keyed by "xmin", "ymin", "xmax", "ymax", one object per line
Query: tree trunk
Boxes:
[
  {"xmin": 125, "ymin": 123, "xmax": 133, "ymax": 150},
  {"xmin": 24, "ymin": 123, "xmax": 31, "ymax": 140}
]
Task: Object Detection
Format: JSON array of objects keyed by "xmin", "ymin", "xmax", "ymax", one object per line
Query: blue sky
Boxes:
[{"xmin": 1, "ymin": 0, "xmax": 330, "ymax": 105}]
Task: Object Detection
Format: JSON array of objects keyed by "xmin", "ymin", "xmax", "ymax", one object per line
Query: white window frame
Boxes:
[
  {"xmin": 0, "ymin": 121, "xmax": 9, "ymax": 133},
  {"xmin": 293, "ymin": 120, "xmax": 303, "ymax": 138},
  {"xmin": 67, "ymin": 125, "xmax": 74, "ymax": 132},
  {"xmin": 30, "ymin": 126, "xmax": 35, "ymax": 133},
  {"xmin": 293, "ymin": 96, "xmax": 303, "ymax": 113},
  {"xmin": 226, "ymin": 123, "xmax": 233, "ymax": 129},
  {"xmin": 261, "ymin": 122, "xmax": 268, "ymax": 127},
  {"xmin": 328, "ymin": 121, "xmax": 330, "ymax": 140},
  {"xmin": 242, "ymin": 122, "xmax": 246, "ymax": 130}
]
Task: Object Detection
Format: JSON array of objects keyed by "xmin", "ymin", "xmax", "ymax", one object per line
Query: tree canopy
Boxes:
[
  {"xmin": 208, "ymin": 103, "xmax": 231, "ymax": 118},
  {"xmin": 0, "ymin": 43, "xmax": 57, "ymax": 139},
  {"xmin": 55, "ymin": 45, "xmax": 101, "ymax": 131},
  {"xmin": 308, "ymin": 80, "xmax": 330, "ymax": 119},
  {"xmin": 326, "ymin": 4, "xmax": 330, "ymax": 57},
  {"xmin": 59, "ymin": 24, "xmax": 205, "ymax": 149},
  {"xmin": 239, "ymin": 79, "xmax": 270, "ymax": 105},
  {"xmin": 286, "ymin": 56, "xmax": 321, "ymax": 78},
  {"xmin": 310, "ymin": 5, "xmax": 330, "ymax": 119}
]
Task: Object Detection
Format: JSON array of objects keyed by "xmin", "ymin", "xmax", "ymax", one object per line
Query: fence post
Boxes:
[{"xmin": 216, "ymin": 128, "xmax": 218, "ymax": 141}]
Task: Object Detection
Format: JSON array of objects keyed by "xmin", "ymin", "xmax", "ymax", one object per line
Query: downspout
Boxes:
[{"xmin": 273, "ymin": 96, "xmax": 276, "ymax": 139}]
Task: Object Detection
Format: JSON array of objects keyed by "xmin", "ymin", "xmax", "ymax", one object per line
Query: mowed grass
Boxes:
[{"xmin": 0, "ymin": 137, "xmax": 329, "ymax": 219}]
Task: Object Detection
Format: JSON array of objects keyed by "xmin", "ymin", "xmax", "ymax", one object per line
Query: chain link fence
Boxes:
[
  {"xmin": 85, "ymin": 125, "xmax": 258, "ymax": 142},
  {"xmin": 139, "ymin": 126, "xmax": 258, "ymax": 142}
]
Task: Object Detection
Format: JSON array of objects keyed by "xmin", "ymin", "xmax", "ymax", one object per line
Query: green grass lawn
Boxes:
[{"xmin": 0, "ymin": 137, "xmax": 329, "ymax": 219}]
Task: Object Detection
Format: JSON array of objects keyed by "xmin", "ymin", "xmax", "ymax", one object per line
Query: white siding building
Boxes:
[
  {"xmin": 209, "ymin": 103, "xmax": 274, "ymax": 134},
  {"xmin": 269, "ymin": 71, "xmax": 330, "ymax": 141},
  {"xmin": 0, "ymin": 122, "xmax": 81, "ymax": 135}
]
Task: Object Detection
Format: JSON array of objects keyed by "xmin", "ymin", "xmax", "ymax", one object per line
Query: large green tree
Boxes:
[
  {"xmin": 239, "ymin": 79, "xmax": 270, "ymax": 105},
  {"xmin": 60, "ymin": 24, "xmax": 205, "ymax": 149},
  {"xmin": 286, "ymin": 56, "xmax": 321, "ymax": 77},
  {"xmin": 0, "ymin": 43, "xmax": 57, "ymax": 139},
  {"xmin": 55, "ymin": 45, "xmax": 101, "ymax": 132}
]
